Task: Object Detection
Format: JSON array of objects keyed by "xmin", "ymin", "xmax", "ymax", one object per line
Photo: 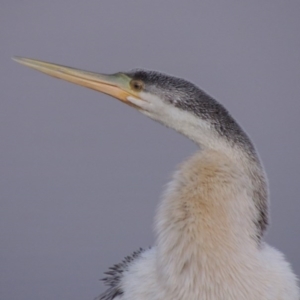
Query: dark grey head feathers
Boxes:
[{"xmin": 127, "ymin": 70, "xmax": 254, "ymax": 151}]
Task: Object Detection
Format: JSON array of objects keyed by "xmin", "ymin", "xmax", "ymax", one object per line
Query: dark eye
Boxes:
[{"xmin": 130, "ymin": 80, "xmax": 144, "ymax": 91}]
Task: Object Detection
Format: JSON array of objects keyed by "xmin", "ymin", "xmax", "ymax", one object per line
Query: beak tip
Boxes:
[{"xmin": 12, "ymin": 56, "xmax": 25, "ymax": 64}]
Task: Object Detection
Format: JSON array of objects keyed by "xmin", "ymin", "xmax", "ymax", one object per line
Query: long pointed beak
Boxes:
[{"xmin": 12, "ymin": 57, "xmax": 139, "ymax": 105}]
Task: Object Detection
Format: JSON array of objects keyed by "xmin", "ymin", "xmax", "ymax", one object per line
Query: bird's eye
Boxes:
[{"xmin": 130, "ymin": 80, "xmax": 144, "ymax": 92}]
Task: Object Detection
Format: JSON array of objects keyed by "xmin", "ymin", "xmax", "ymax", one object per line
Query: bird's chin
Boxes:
[{"xmin": 126, "ymin": 96, "xmax": 153, "ymax": 112}]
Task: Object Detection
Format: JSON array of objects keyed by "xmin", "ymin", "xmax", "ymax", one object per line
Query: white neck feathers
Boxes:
[{"xmin": 154, "ymin": 149, "xmax": 261, "ymax": 295}]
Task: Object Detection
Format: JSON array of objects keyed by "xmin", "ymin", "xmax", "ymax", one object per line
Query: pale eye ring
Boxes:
[{"xmin": 130, "ymin": 80, "xmax": 144, "ymax": 92}]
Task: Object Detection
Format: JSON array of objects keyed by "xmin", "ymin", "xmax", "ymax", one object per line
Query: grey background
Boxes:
[{"xmin": 1, "ymin": 1, "xmax": 300, "ymax": 300}]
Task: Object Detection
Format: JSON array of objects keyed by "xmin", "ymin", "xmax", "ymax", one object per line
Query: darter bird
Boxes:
[{"xmin": 13, "ymin": 57, "xmax": 299, "ymax": 300}]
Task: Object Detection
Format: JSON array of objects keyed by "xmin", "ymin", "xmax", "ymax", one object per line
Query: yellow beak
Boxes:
[{"xmin": 13, "ymin": 57, "xmax": 140, "ymax": 106}]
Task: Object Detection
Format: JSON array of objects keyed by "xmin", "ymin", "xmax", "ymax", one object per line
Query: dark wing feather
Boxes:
[{"xmin": 96, "ymin": 248, "xmax": 147, "ymax": 300}]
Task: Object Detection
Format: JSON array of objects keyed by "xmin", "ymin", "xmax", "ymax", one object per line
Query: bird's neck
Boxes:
[
  {"xmin": 154, "ymin": 148, "xmax": 265, "ymax": 287},
  {"xmin": 167, "ymin": 115, "xmax": 269, "ymax": 239}
]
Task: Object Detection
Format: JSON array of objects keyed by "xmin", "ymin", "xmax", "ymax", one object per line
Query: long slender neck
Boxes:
[
  {"xmin": 160, "ymin": 107, "xmax": 269, "ymax": 240},
  {"xmin": 154, "ymin": 130, "xmax": 269, "ymax": 292}
]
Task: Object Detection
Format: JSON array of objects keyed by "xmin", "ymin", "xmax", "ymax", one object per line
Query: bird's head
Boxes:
[{"xmin": 13, "ymin": 57, "xmax": 249, "ymax": 151}]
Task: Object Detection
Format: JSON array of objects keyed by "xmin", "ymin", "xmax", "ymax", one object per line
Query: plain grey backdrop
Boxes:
[{"xmin": 1, "ymin": 1, "xmax": 300, "ymax": 299}]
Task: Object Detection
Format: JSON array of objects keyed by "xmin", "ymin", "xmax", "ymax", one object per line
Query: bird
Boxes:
[{"xmin": 13, "ymin": 56, "xmax": 299, "ymax": 300}]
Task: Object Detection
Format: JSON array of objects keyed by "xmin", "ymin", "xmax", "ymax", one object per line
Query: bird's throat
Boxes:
[{"xmin": 154, "ymin": 150, "xmax": 260, "ymax": 285}]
